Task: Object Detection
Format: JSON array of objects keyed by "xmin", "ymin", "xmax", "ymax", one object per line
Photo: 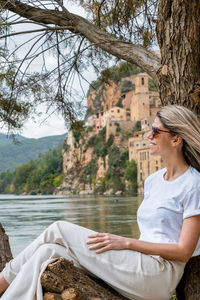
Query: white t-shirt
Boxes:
[{"xmin": 137, "ymin": 166, "xmax": 200, "ymax": 257}]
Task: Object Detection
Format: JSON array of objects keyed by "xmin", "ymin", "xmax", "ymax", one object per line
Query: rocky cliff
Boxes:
[
  {"xmin": 56, "ymin": 124, "xmax": 137, "ymax": 196},
  {"xmin": 56, "ymin": 63, "xmax": 152, "ymax": 196},
  {"xmin": 86, "ymin": 62, "xmax": 144, "ymax": 116}
]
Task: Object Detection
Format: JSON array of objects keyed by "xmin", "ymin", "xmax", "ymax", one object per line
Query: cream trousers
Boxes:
[{"xmin": 1, "ymin": 221, "xmax": 185, "ymax": 300}]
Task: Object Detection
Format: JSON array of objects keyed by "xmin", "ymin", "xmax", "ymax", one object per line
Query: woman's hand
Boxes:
[{"xmin": 86, "ymin": 232, "xmax": 129, "ymax": 254}]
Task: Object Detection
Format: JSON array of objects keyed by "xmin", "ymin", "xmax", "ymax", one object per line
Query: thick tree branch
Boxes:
[{"xmin": 0, "ymin": 0, "xmax": 161, "ymax": 84}]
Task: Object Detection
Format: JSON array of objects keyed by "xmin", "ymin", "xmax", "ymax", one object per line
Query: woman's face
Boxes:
[{"xmin": 147, "ymin": 117, "xmax": 173, "ymax": 157}]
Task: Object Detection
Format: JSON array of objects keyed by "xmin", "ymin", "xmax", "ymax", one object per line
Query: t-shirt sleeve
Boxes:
[{"xmin": 182, "ymin": 188, "xmax": 200, "ymax": 219}]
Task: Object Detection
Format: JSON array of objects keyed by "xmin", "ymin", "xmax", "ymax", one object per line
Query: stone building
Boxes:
[
  {"xmin": 130, "ymin": 73, "xmax": 150, "ymax": 121},
  {"xmin": 89, "ymin": 72, "xmax": 162, "ymax": 193},
  {"xmin": 129, "ymin": 131, "xmax": 164, "ymax": 194},
  {"xmin": 94, "ymin": 106, "xmax": 132, "ymax": 133}
]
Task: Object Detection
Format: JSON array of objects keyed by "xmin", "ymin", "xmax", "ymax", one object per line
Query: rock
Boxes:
[
  {"xmin": 115, "ymin": 191, "xmax": 123, "ymax": 196},
  {"xmin": 103, "ymin": 188, "xmax": 114, "ymax": 195}
]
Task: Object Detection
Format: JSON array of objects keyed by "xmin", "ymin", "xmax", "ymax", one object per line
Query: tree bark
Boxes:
[
  {"xmin": 176, "ymin": 255, "xmax": 200, "ymax": 300},
  {"xmin": 41, "ymin": 258, "xmax": 128, "ymax": 300},
  {"xmin": 0, "ymin": 223, "xmax": 13, "ymax": 272},
  {"xmin": 156, "ymin": 0, "xmax": 200, "ymax": 113}
]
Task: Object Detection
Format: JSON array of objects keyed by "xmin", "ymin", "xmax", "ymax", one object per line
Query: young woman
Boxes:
[{"xmin": 0, "ymin": 105, "xmax": 200, "ymax": 300}]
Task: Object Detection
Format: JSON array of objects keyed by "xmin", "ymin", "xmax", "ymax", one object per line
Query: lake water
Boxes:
[{"xmin": 0, "ymin": 194, "xmax": 143, "ymax": 257}]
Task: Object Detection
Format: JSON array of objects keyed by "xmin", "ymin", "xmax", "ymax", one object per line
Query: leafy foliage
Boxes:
[
  {"xmin": 134, "ymin": 121, "xmax": 141, "ymax": 132},
  {"xmin": 124, "ymin": 160, "xmax": 138, "ymax": 193},
  {"xmin": 149, "ymin": 77, "xmax": 157, "ymax": 91},
  {"xmin": 88, "ymin": 62, "xmax": 143, "ymax": 94},
  {"xmin": 78, "ymin": 0, "xmax": 157, "ymax": 45},
  {"xmin": 120, "ymin": 80, "xmax": 135, "ymax": 94},
  {"xmin": 87, "ymin": 127, "xmax": 114, "ymax": 162},
  {"xmin": 71, "ymin": 121, "xmax": 85, "ymax": 147},
  {"xmin": 81, "ymin": 159, "xmax": 98, "ymax": 184},
  {"xmin": 83, "ymin": 126, "xmax": 137, "ymax": 193}
]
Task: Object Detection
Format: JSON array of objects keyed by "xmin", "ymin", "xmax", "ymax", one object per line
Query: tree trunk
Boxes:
[
  {"xmin": 156, "ymin": 0, "xmax": 200, "ymax": 114},
  {"xmin": 0, "ymin": 223, "xmax": 13, "ymax": 272},
  {"xmin": 41, "ymin": 258, "xmax": 128, "ymax": 300},
  {"xmin": 176, "ymin": 255, "xmax": 200, "ymax": 300}
]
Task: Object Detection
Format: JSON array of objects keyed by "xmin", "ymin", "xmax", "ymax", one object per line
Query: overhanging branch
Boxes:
[{"xmin": 0, "ymin": 0, "xmax": 161, "ymax": 83}]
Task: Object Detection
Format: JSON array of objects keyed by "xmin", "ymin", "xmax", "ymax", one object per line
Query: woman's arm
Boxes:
[{"xmin": 86, "ymin": 215, "xmax": 200, "ymax": 262}]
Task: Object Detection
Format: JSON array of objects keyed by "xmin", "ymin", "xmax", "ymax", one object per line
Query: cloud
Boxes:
[{"xmin": 22, "ymin": 114, "xmax": 67, "ymax": 138}]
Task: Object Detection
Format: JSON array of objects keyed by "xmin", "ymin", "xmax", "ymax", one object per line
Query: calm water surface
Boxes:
[{"xmin": 0, "ymin": 194, "xmax": 142, "ymax": 257}]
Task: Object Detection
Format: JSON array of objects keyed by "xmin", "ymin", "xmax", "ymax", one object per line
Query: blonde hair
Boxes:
[{"xmin": 157, "ymin": 105, "xmax": 200, "ymax": 172}]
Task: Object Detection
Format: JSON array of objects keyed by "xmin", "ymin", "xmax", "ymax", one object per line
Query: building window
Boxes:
[
  {"xmin": 140, "ymin": 162, "xmax": 142, "ymax": 169},
  {"xmin": 141, "ymin": 77, "xmax": 144, "ymax": 85},
  {"xmin": 140, "ymin": 151, "xmax": 147, "ymax": 160},
  {"xmin": 117, "ymin": 109, "xmax": 120, "ymax": 113},
  {"xmin": 140, "ymin": 172, "xmax": 143, "ymax": 181},
  {"xmin": 101, "ymin": 112, "xmax": 103, "ymax": 116}
]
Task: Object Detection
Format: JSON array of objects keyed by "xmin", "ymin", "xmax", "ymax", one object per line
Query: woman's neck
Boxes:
[{"xmin": 163, "ymin": 154, "xmax": 189, "ymax": 181}]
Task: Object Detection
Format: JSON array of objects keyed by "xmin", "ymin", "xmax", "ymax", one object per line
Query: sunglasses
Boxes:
[{"xmin": 151, "ymin": 127, "xmax": 171, "ymax": 138}]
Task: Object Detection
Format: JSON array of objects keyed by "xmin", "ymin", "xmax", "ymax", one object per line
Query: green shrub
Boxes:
[
  {"xmin": 134, "ymin": 121, "xmax": 141, "ymax": 132},
  {"xmin": 124, "ymin": 160, "xmax": 137, "ymax": 194},
  {"xmin": 81, "ymin": 159, "xmax": 98, "ymax": 184}
]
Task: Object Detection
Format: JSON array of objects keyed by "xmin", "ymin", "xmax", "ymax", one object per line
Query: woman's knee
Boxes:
[
  {"xmin": 49, "ymin": 220, "xmax": 69, "ymax": 230},
  {"xmin": 33, "ymin": 243, "xmax": 62, "ymax": 260}
]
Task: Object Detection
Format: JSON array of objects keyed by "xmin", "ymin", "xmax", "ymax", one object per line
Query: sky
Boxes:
[{"xmin": 1, "ymin": 2, "xmax": 97, "ymax": 139}]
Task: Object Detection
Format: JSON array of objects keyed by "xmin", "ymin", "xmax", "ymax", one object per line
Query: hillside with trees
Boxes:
[
  {"xmin": 0, "ymin": 133, "xmax": 66, "ymax": 173},
  {"xmin": 0, "ymin": 144, "xmax": 63, "ymax": 195}
]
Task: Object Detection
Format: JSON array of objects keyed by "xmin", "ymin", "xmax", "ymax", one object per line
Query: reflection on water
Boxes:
[{"xmin": 0, "ymin": 194, "xmax": 143, "ymax": 257}]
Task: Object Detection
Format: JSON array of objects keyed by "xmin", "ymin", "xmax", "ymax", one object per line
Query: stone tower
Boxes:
[{"xmin": 130, "ymin": 73, "xmax": 150, "ymax": 121}]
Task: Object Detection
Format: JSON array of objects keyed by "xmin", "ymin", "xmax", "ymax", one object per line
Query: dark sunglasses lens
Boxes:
[{"xmin": 152, "ymin": 128, "xmax": 158, "ymax": 138}]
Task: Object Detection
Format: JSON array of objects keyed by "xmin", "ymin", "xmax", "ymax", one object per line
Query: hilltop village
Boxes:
[{"xmin": 57, "ymin": 66, "xmax": 164, "ymax": 196}]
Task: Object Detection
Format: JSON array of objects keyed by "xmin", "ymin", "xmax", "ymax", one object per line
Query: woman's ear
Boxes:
[{"xmin": 171, "ymin": 136, "xmax": 183, "ymax": 147}]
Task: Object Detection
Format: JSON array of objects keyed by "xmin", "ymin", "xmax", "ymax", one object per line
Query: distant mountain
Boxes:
[
  {"xmin": 0, "ymin": 133, "xmax": 66, "ymax": 173},
  {"xmin": 0, "ymin": 133, "xmax": 26, "ymax": 147}
]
